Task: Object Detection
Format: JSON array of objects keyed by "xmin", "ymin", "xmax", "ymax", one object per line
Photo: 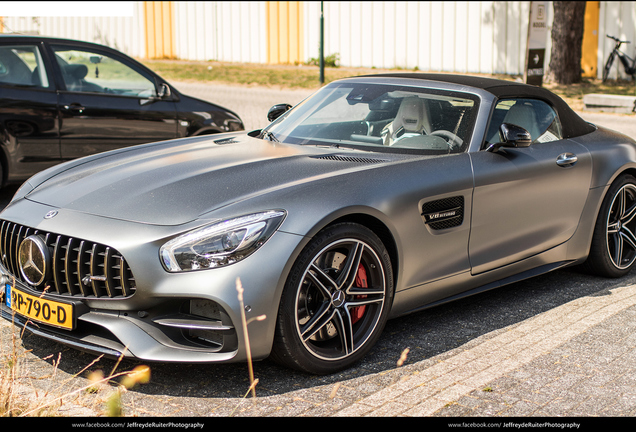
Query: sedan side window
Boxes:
[
  {"xmin": 51, "ymin": 45, "xmax": 156, "ymax": 97},
  {"xmin": 485, "ymin": 98, "xmax": 563, "ymax": 146},
  {"xmin": 0, "ymin": 44, "xmax": 50, "ymax": 88}
]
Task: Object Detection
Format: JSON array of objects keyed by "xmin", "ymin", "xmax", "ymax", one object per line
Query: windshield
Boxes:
[{"xmin": 264, "ymin": 82, "xmax": 480, "ymax": 154}]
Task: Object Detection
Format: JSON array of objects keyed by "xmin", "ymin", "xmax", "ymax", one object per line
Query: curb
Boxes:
[{"xmin": 583, "ymin": 93, "xmax": 636, "ymax": 114}]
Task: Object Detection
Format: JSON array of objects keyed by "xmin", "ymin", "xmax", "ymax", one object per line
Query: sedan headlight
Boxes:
[{"xmin": 160, "ymin": 210, "xmax": 286, "ymax": 272}]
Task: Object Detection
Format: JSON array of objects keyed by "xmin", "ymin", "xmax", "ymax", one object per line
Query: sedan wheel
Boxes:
[
  {"xmin": 586, "ymin": 174, "xmax": 636, "ymax": 277},
  {"xmin": 271, "ymin": 223, "xmax": 393, "ymax": 374}
]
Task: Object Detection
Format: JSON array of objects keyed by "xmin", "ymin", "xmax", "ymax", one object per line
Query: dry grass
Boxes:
[
  {"xmin": 1, "ymin": 278, "xmax": 265, "ymax": 417},
  {"xmin": 0, "ymin": 317, "xmax": 151, "ymax": 417}
]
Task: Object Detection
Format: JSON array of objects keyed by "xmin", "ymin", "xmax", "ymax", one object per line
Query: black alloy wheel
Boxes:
[
  {"xmin": 586, "ymin": 174, "xmax": 636, "ymax": 277},
  {"xmin": 271, "ymin": 223, "xmax": 393, "ymax": 374}
]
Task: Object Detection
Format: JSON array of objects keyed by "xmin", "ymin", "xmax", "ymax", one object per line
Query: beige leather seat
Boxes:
[
  {"xmin": 500, "ymin": 101, "xmax": 541, "ymax": 141},
  {"xmin": 382, "ymin": 97, "xmax": 432, "ymax": 146}
]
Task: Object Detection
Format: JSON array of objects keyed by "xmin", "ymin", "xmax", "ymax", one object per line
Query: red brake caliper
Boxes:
[{"xmin": 351, "ymin": 264, "xmax": 368, "ymax": 324}]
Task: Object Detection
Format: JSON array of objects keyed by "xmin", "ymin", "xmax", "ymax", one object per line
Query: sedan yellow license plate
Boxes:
[{"xmin": 5, "ymin": 284, "xmax": 74, "ymax": 330}]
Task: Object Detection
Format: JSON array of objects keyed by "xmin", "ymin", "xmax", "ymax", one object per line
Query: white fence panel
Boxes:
[
  {"xmin": 302, "ymin": 1, "xmax": 541, "ymax": 76},
  {"xmin": 174, "ymin": 1, "xmax": 265, "ymax": 64},
  {"xmin": 2, "ymin": 4, "xmax": 145, "ymax": 58}
]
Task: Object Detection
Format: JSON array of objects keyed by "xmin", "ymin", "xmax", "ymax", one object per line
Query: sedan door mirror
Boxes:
[
  {"xmin": 487, "ymin": 123, "xmax": 532, "ymax": 152},
  {"xmin": 140, "ymin": 84, "xmax": 172, "ymax": 106},
  {"xmin": 267, "ymin": 104, "xmax": 292, "ymax": 122},
  {"xmin": 158, "ymin": 83, "xmax": 171, "ymax": 99}
]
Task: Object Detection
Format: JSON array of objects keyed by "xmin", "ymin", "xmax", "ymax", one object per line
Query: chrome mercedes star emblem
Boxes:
[
  {"xmin": 331, "ymin": 290, "xmax": 346, "ymax": 308},
  {"xmin": 18, "ymin": 235, "xmax": 49, "ymax": 287}
]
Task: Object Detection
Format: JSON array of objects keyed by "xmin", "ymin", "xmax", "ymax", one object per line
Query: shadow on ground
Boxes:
[{"xmin": 17, "ymin": 265, "xmax": 636, "ymax": 403}]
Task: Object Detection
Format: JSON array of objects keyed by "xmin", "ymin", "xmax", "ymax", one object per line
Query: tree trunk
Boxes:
[{"xmin": 546, "ymin": 2, "xmax": 587, "ymax": 84}]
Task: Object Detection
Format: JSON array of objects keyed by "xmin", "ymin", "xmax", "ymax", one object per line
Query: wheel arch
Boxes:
[{"xmin": 317, "ymin": 212, "xmax": 400, "ymax": 291}]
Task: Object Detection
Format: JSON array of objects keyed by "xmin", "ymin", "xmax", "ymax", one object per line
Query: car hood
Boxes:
[{"xmin": 23, "ymin": 135, "xmax": 391, "ymax": 225}]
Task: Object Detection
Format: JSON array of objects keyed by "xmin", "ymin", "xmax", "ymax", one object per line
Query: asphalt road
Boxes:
[{"xmin": 2, "ymin": 83, "xmax": 636, "ymax": 418}]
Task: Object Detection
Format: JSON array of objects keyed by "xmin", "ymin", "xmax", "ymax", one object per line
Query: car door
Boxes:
[
  {"xmin": 49, "ymin": 43, "xmax": 178, "ymax": 160},
  {"xmin": 468, "ymin": 98, "xmax": 593, "ymax": 275},
  {"xmin": 0, "ymin": 42, "xmax": 60, "ymax": 182}
]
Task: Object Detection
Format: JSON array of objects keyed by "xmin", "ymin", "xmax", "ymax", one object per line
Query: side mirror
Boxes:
[
  {"xmin": 267, "ymin": 104, "xmax": 292, "ymax": 122},
  {"xmin": 487, "ymin": 123, "xmax": 532, "ymax": 152},
  {"xmin": 140, "ymin": 84, "xmax": 172, "ymax": 106},
  {"xmin": 158, "ymin": 83, "xmax": 171, "ymax": 99}
]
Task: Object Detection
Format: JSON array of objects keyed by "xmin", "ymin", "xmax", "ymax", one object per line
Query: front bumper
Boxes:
[
  {"xmin": 0, "ymin": 273, "xmax": 240, "ymax": 362},
  {"xmin": 0, "ymin": 200, "xmax": 307, "ymax": 363}
]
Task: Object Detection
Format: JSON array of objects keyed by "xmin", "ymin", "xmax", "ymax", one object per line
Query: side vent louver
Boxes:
[{"xmin": 421, "ymin": 196, "xmax": 465, "ymax": 230}]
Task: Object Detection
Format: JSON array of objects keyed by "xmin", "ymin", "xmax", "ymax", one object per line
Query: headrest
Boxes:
[
  {"xmin": 65, "ymin": 64, "xmax": 88, "ymax": 80},
  {"xmin": 503, "ymin": 102, "xmax": 540, "ymax": 139},
  {"xmin": 395, "ymin": 97, "xmax": 425, "ymax": 133}
]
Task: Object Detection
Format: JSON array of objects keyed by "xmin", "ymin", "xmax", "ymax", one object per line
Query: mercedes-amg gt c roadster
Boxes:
[{"xmin": 2, "ymin": 74, "xmax": 636, "ymax": 374}]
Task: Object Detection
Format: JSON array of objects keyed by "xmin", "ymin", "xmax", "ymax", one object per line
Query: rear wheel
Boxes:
[
  {"xmin": 603, "ymin": 51, "xmax": 616, "ymax": 81},
  {"xmin": 271, "ymin": 223, "xmax": 393, "ymax": 374},
  {"xmin": 585, "ymin": 174, "xmax": 636, "ymax": 277}
]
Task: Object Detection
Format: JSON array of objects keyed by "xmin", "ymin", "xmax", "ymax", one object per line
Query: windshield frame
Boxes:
[{"xmin": 261, "ymin": 80, "xmax": 482, "ymax": 155}]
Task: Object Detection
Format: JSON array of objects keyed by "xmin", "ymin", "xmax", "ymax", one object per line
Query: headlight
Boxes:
[{"xmin": 160, "ymin": 210, "xmax": 286, "ymax": 272}]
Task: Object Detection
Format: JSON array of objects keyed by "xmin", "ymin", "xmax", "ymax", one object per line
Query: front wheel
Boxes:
[
  {"xmin": 271, "ymin": 223, "xmax": 393, "ymax": 374},
  {"xmin": 585, "ymin": 174, "xmax": 636, "ymax": 277}
]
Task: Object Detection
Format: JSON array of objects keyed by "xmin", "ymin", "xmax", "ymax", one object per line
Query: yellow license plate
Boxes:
[{"xmin": 5, "ymin": 284, "xmax": 74, "ymax": 330}]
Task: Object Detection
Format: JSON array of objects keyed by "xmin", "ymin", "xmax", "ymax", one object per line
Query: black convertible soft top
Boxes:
[{"xmin": 361, "ymin": 73, "xmax": 596, "ymax": 139}]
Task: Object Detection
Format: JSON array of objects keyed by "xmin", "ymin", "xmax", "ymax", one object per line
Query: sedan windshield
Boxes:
[{"xmin": 264, "ymin": 82, "xmax": 480, "ymax": 154}]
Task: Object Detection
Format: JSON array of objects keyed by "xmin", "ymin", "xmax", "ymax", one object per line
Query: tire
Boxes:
[
  {"xmin": 585, "ymin": 174, "xmax": 636, "ymax": 277},
  {"xmin": 271, "ymin": 223, "xmax": 394, "ymax": 374},
  {"xmin": 602, "ymin": 52, "xmax": 615, "ymax": 82}
]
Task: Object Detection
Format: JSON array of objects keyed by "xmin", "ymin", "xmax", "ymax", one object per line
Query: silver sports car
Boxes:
[{"xmin": 2, "ymin": 74, "xmax": 636, "ymax": 375}]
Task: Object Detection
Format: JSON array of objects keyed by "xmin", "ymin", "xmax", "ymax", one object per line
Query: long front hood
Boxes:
[{"xmin": 23, "ymin": 135, "xmax": 391, "ymax": 225}]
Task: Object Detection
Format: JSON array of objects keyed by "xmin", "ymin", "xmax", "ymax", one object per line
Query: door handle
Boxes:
[
  {"xmin": 556, "ymin": 153, "xmax": 578, "ymax": 167},
  {"xmin": 63, "ymin": 103, "xmax": 85, "ymax": 113}
]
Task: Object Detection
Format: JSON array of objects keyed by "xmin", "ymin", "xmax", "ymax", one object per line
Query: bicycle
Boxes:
[{"xmin": 602, "ymin": 34, "xmax": 636, "ymax": 81}]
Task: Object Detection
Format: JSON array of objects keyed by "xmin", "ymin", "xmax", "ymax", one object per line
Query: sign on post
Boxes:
[{"xmin": 525, "ymin": 1, "xmax": 548, "ymax": 86}]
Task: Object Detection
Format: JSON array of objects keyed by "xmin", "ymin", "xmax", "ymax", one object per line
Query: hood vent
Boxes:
[
  {"xmin": 311, "ymin": 155, "xmax": 386, "ymax": 164},
  {"xmin": 214, "ymin": 137, "xmax": 240, "ymax": 145}
]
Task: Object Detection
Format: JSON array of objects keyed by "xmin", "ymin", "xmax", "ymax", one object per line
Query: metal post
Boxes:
[{"xmin": 319, "ymin": 1, "xmax": 324, "ymax": 85}]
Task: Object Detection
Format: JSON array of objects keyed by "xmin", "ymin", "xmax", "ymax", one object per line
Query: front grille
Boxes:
[{"xmin": 0, "ymin": 220, "xmax": 136, "ymax": 299}]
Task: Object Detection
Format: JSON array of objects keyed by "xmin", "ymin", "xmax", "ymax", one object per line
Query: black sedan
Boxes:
[{"xmin": 0, "ymin": 35, "xmax": 244, "ymax": 188}]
